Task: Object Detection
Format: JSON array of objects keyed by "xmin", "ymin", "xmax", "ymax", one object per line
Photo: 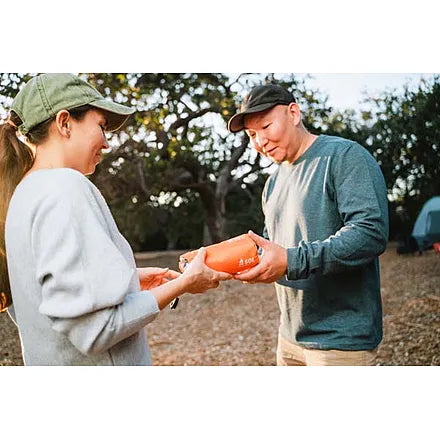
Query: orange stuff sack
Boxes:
[{"xmin": 178, "ymin": 234, "xmax": 259, "ymax": 274}]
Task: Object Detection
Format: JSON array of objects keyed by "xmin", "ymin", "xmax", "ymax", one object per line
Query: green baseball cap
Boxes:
[
  {"xmin": 11, "ymin": 73, "xmax": 135, "ymax": 136},
  {"xmin": 227, "ymin": 84, "xmax": 296, "ymax": 133}
]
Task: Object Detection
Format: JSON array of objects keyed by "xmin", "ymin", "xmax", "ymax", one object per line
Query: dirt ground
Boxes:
[{"xmin": 1, "ymin": 244, "xmax": 439, "ymax": 366}]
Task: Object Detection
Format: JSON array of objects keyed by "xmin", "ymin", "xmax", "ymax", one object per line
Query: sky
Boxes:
[
  {"xmin": 303, "ymin": 73, "xmax": 431, "ymax": 111},
  {"xmin": 1, "ymin": 74, "xmax": 434, "ymax": 119}
]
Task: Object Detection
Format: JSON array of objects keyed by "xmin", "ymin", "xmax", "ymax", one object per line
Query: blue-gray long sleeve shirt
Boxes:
[{"xmin": 262, "ymin": 135, "xmax": 389, "ymax": 350}]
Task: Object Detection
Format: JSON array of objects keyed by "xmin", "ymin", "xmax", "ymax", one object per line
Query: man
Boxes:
[{"xmin": 228, "ymin": 84, "xmax": 389, "ymax": 366}]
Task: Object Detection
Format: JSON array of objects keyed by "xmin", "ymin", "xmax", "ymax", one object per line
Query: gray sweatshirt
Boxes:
[
  {"xmin": 263, "ymin": 135, "xmax": 389, "ymax": 350},
  {"xmin": 5, "ymin": 168, "xmax": 159, "ymax": 365}
]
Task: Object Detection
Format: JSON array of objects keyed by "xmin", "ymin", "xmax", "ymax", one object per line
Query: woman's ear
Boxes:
[{"xmin": 55, "ymin": 110, "xmax": 71, "ymax": 137}]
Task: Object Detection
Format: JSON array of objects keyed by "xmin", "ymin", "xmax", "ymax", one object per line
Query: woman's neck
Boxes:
[{"xmin": 22, "ymin": 142, "xmax": 67, "ymax": 180}]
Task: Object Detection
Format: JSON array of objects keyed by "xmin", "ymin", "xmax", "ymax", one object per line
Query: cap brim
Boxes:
[
  {"xmin": 227, "ymin": 102, "xmax": 278, "ymax": 133},
  {"xmin": 89, "ymin": 99, "xmax": 135, "ymax": 132}
]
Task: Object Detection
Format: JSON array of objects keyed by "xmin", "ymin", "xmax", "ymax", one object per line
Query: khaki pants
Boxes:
[{"xmin": 276, "ymin": 334, "xmax": 378, "ymax": 366}]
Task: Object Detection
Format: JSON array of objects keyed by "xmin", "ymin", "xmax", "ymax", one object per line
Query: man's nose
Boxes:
[{"xmin": 255, "ymin": 132, "xmax": 268, "ymax": 149}]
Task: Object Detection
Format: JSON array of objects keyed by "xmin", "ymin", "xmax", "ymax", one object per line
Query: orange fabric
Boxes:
[{"xmin": 179, "ymin": 234, "xmax": 259, "ymax": 274}]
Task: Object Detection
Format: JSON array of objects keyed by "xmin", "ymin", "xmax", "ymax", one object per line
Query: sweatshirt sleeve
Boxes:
[
  {"xmin": 286, "ymin": 144, "xmax": 389, "ymax": 280},
  {"xmin": 31, "ymin": 175, "xmax": 159, "ymax": 356}
]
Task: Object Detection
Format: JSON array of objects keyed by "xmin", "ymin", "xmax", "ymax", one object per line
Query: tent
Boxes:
[{"xmin": 412, "ymin": 196, "xmax": 440, "ymax": 251}]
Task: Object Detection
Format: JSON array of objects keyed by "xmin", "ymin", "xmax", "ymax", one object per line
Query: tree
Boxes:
[
  {"xmin": 363, "ymin": 76, "xmax": 440, "ymax": 230},
  {"xmin": 87, "ymin": 73, "xmax": 336, "ymax": 245},
  {"xmin": 0, "ymin": 73, "xmax": 355, "ymax": 249},
  {"xmin": 0, "ymin": 73, "xmax": 34, "ymax": 118}
]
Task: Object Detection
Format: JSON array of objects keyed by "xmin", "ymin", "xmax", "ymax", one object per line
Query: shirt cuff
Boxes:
[
  {"xmin": 121, "ymin": 290, "xmax": 160, "ymax": 329},
  {"xmin": 286, "ymin": 247, "xmax": 299, "ymax": 281}
]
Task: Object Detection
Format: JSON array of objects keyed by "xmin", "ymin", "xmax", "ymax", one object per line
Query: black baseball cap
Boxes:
[{"xmin": 227, "ymin": 84, "xmax": 296, "ymax": 133}]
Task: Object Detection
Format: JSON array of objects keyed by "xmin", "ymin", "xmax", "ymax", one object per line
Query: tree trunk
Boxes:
[
  {"xmin": 199, "ymin": 185, "xmax": 227, "ymax": 245},
  {"xmin": 204, "ymin": 207, "xmax": 226, "ymax": 244},
  {"xmin": 202, "ymin": 223, "xmax": 212, "ymax": 246}
]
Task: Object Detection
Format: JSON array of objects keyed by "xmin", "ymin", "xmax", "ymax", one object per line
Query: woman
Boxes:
[{"xmin": 0, "ymin": 73, "xmax": 231, "ymax": 366}]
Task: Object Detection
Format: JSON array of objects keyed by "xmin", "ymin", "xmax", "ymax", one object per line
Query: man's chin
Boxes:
[
  {"xmin": 266, "ymin": 148, "xmax": 286, "ymax": 163},
  {"xmin": 268, "ymin": 153, "xmax": 285, "ymax": 164}
]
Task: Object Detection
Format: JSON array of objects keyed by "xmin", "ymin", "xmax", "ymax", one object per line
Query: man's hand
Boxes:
[
  {"xmin": 233, "ymin": 231, "xmax": 287, "ymax": 284},
  {"xmin": 138, "ymin": 267, "xmax": 181, "ymax": 290}
]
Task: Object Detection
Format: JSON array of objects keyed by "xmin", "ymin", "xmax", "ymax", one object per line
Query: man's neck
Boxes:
[{"xmin": 288, "ymin": 129, "xmax": 318, "ymax": 164}]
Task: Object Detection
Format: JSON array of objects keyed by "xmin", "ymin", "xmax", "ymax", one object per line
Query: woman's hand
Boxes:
[
  {"xmin": 181, "ymin": 248, "xmax": 233, "ymax": 293},
  {"xmin": 147, "ymin": 249, "xmax": 232, "ymax": 310},
  {"xmin": 138, "ymin": 267, "xmax": 180, "ymax": 290}
]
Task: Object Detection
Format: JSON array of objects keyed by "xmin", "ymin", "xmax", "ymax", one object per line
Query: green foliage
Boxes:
[
  {"xmin": 85, "ymin": 73, "xmax": 341, "ymax": 246},
  {"xmin": 2, "ymin": 73, "xmax": 438, "ymax": 248},
  {"xmin": 225, "ymin": 173, "xmax": 267, "ymax": 237},
  {"xmin": 363, "ymin": 76, "xmax": 440, "ymax": 231},
  {"xmin": 0, "ymin": 73, "xmax": 35, "ymax": 116}
]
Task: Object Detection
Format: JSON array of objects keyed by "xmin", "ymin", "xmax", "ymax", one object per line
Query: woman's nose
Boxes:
[{"xmin": 102, "ymin": 135, "xmax": 110, "ymax": 149}]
